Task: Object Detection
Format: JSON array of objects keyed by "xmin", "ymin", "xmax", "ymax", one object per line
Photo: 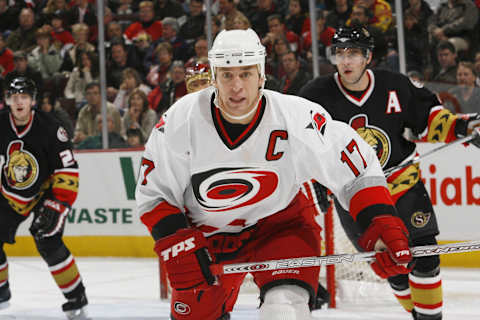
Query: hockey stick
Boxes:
[
  {"xmin": 211, "ymin": 240, "xmax": 480, "ymax": 275},
  {"xmin": 384, "ymin": 134, "xmax": 475, "ymax": 176}
]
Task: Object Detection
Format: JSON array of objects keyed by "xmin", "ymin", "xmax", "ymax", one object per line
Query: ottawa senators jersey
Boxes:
[
  {"xmin": 0, "ymin": 109, "xmax": 79, "ymax": 215},
  {"xmin": 299, "ymin": 69, "xmax": 461, "ymax": 200},
  {"xmin": 136, "ymin": 87, "xmax": 396, "ymax": 238}
]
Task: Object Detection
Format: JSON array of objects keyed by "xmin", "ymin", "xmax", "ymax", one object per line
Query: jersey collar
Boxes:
[
  {"xmin": 9, "ymin": 110, "xmax": 34, "ymax": 138},
  {"xmin": 334, "ymin": 69, "xmax": 375, "ymax": 107},
  {"xmin": 211, "ymin": 94, "xmax": 266, "ymax": 150}
]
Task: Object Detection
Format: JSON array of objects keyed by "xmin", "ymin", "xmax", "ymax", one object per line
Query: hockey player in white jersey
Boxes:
[{"xmin": 136, "ymin": 28, "xmax": 412, "ymax": 320}]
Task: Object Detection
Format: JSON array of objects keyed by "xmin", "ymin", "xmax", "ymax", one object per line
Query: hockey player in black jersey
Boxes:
[
  {"xmin": 0, "ymin": 77, "xmax": 88, "ymax": 319},
  {"xmin": 299, "ymin": 26, "xmax": 480, "ymax": 320}
]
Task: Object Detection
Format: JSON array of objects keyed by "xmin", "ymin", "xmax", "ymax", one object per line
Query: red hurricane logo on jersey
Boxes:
[
  {"xmin": 349, "ymin": 115, "xmax": 391, "ymax": 167},
  {"xmin": 191, "ymin": 168, "xmax": 278, "ymax": 212}
]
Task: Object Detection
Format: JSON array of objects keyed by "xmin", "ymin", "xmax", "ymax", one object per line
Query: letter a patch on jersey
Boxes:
[{"xmin": 386, "ymin": 91, "xmax": 402, "ymax": 114}]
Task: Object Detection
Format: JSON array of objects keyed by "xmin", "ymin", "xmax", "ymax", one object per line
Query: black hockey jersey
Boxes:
[
  {"xmin": 300, "ymin": 69, "xmax": 461, "ymax": 200},
  {"xmin": 0, "ymin": 109, "xmax": 79, "ymax": 215}
]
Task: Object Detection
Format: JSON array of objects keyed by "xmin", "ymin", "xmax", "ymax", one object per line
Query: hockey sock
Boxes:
[
  {"xmin": 0, "ymin": 244, "xmax": 8, "ymax": 291},
  {"xmin": 389, "ymin": 274, "xmax": 414, "ymax": 312},
  {"xmin": 35, "ymin": 236, "xmax": 85, "ymax": 299},
  {"xmin": 409, "ymin": 269, "xmax": 442, "ymax": 319}
]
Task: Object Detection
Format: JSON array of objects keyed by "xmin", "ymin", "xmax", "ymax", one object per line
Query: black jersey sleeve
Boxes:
[{"xmin": 403, "ymin": 76, "xmax": 442, "ymax": 137}]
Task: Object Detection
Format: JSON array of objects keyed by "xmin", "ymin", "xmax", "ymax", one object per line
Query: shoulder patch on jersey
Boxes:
[
  {"xmin": 155, "ymin": 114, "xmax": 166, "ymax": 133},
  {"xmin": 307, "ymin": 111, "xmax": 327, "ymax": 142},
  {"xmin": 57, "ymin": 127, "xmax": 69, "ymax": 142}
]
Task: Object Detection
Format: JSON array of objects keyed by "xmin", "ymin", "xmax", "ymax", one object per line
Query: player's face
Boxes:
[
  {"xmin": 215, "ymin": 65, "xmax": 263, "ymax": 120},
  {"xmin": 9, "ymin": 93, "xmax": 34, "ymax": 125},
  {"xmin": 335, "ymin": 47, "xmax": 371, "ymax": 87}
]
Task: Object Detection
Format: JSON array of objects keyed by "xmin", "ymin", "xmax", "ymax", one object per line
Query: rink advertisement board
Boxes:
[{"xmin": 5, "ymin": 144, "xmax": 480, "ymax": 266}]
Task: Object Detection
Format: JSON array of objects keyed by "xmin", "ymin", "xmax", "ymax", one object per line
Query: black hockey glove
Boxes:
[
  {"xmin": 455, "ymin": 113, "xmax": 480, "ymax": 140},
  {"xmin": 471, "ymin": 127, "xmax": 480, "ymax": 148},
  {"xmin": 312, "ymin": 182, "xmax": 331, "ymax": 213},
  {"xmin": 30, "ymin": 199, "xmax": 70, "ymax": 240}
]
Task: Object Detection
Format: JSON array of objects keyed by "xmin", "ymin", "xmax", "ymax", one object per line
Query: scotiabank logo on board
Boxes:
[{"xmin": 421, "ymin": 165, "xmax": 480, "ymax": 206}]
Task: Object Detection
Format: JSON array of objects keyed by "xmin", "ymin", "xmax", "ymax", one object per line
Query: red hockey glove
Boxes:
[
  {"xmin": 358, "ymin": 215, "xmax": 413, "ymax": 279},
  {"xmin": 29, "ymin": 199, "xmax": 70, "ymax": 240},
  {"xmin": 154, "ymin": 228, "xmax": 217, "ymax": 291}
]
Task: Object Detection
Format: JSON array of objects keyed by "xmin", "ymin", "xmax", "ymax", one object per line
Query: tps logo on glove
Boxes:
[
  {"xmin": 161, "ymin": 237, "xmax": 196, "ymax": 261},
  {"xmin": 395, "ymin": 250, "xmax": 411, "ymax": 258}
]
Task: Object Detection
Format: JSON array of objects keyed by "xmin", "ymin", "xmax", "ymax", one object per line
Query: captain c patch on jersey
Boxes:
[
  {"xmin": 3, "ymin": 141, "xmax": 39, "ymax": 190},
  {"xmin": 191, "ymin": 167, "xmax": 278, "ymax": 212}
]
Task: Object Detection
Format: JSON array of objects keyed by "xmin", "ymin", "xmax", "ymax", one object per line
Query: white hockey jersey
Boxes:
[{"xmin": 136, "ymin": 88, "xmax": 389, "ymax": 237}]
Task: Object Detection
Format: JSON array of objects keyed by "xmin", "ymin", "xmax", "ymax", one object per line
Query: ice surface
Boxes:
[{"xmin": 1, "ymin": 257, "xmax": 479, "ymax": 320}]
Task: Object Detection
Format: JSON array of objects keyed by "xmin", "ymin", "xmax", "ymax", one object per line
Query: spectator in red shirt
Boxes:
[
  {"xmin": 48, "ymin": 12, "xmax": 75, "ymax": 50},
  {"xmin": 302, "ymin": 10, "xmax": 336, "ymax": 60},
  {"xmin": 0, "ymin": 33, "xmax": 14, "ymax": 78},
  {"xmin": 262, "ymin": 14, "xmax": 302, "ymax": 55},
  {"xmin": 285, "ymin": 0, "xmax": 310, "ymax": 37},
  {"xmin": 124, "ymin": 1, "xmax": 163, "ymax": 42}
]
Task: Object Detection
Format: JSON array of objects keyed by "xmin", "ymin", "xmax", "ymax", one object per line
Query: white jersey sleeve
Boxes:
[
  {"xmin": 135, "ymin": 108, "xmax": 191, "ymax": 226},
  {"xmin": 285, "ymin": 95, "xmax": 390, "ymax": 215}
]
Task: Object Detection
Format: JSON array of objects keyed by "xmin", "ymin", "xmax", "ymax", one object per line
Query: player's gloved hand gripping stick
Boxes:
[
  {"xmin": 357, "ymin": 215, "xmax": 413, "ymax": 278},
  {"xmin": 155, "ymin": 228, "xmax": 217, "ymax": 290},
  {"xmin": 30, "ymin": 198, "xmax": 71, "ymax": 240}
]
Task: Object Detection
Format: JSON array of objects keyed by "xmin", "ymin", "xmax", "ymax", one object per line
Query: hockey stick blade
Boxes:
[
  {"xmin": 212, "ymin": 240, "xmax": 480, "ymax": 275},
  {"xmin": 384, "ymin": 134, "xmax": 474, "ymax": 176}
]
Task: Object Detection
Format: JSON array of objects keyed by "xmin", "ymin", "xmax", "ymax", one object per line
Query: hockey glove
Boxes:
[
  {"xmin": 154, "ymin": 228, "xmax": 217, "ymax": 291},
  {"xmin": 30, "ymin": 199, "xmax": 70, "ymax": 240},
  {"xmin": 455, "ymin": 113, "xmax": 480, "ymax": 142},
  {"xmin": 358, "ymin": 215, "xmax": 412, "ymax": 279},
  {"xmin": 470, "ymin": 127, "xmax": 480, "ymax": 148}
]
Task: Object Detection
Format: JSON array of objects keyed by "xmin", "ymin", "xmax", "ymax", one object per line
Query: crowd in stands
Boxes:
[{"xmin": 1, "ymin": 0, "xmax": 480, "ymax": 149}]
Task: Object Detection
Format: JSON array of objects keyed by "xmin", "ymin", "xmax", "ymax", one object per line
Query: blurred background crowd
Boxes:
[{"xmin": 1, "ymin": 0, "xmax": 479, "ymax": 149}]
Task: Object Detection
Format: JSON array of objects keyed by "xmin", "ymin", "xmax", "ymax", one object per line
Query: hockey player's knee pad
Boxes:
[
  {"xmin": 259, "ymin": 285, "xmax": 312, "ymax": 320},
  {"xmin": 34, "ymin": 233, "xmax": 67, "ymax": 263}
]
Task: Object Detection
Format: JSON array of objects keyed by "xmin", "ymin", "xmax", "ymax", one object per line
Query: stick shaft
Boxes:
[
  {"xmin": 384, "ymin": 135, "xmax": 473, "ymax": 176},
  {"xmin": 215, "ymin": 240, "xmax": 480, "ymax": 275}
]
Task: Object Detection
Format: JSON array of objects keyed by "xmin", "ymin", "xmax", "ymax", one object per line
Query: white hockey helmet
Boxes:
[{"xmin": 208, "ymin": 28, "xmax": 266, "ymax": 81}]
